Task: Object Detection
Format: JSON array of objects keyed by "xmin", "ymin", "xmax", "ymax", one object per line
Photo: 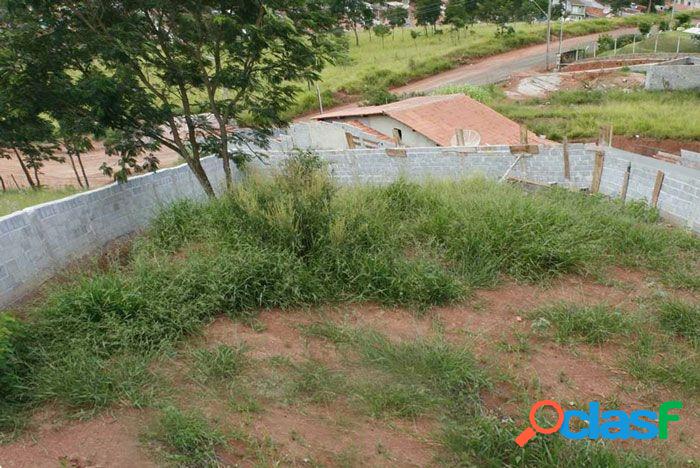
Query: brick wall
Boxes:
[{"xmin": 1, "ymin": 144, "xmax": 698, "ymax": 308}]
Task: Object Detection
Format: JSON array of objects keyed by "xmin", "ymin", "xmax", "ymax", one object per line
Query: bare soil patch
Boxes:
[{"xmin": 1, "ymin": 268, "xmax": 696, "ymax": 465}]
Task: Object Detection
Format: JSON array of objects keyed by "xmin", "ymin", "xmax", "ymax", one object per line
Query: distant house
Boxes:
[
  {"xmin": 672, "ymin": 0, "xmax": 700, "ymax": 10},
  {"xmin": 312, "ymin": 94, "xmax": 547, "ymax": 147},
  {"xmin": 555, "ymin": 0, "xmax": 610, "ymax": 20}
]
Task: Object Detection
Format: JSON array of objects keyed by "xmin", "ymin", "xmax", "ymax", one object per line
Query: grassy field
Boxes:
[
  {"xmin": 0, "ymin": 187, "xmax": 82, "ymax": 218},
  {"xmin": 287, "ymin": 15, "xmax": 661, "ymax": 117},
  {"xmin": 493, "ymin": 88, "xmax": 700, "ymax": 141},
  {"xmin": 601, "ymin": 30, "xmax": 700, "ymax": 55},
  {"xmin": 1, "ymin": 154, "xmax": 698, "ymax": 464}
]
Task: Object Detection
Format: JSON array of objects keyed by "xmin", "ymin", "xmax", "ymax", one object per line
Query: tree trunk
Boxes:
[
  {"xmin": 33, "ymin": 166, "xmax": 41, "ymax": 188},
  {"xmin": 187, "ymin": 158, "xmax": 216, "ymax": 198},
  {"xmin": 354, "ymin": 26, "xmax": 359, "ymax": 46},
  {"xmin": 67, "ymin": 152, "xmax": 85, "ymax": 188},
  {"xmin": 75, "ymin": 150, "xmax": 90, "ymax": 188},
  {"xmin": 0, "ymin": 175, "xmax": 6, "ymax": 192},
  {"xmin": 13, "ymin": 148, "xmax": 35, "ymax": 188}
]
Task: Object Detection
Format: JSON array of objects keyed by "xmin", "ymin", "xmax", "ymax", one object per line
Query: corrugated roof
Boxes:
[{"xmin": 313, "ymin": 94, "xmax": 548, "ymax": 146}]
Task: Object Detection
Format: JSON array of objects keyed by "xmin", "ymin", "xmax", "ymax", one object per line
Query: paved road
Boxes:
[{"xmin": 392, "ymin": 27, "xmax": 637, "ymax": 93}]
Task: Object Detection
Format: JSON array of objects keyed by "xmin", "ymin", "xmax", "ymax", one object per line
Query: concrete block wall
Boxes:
[
  {"xmin": 680, "ymin": 149, "xmax": 700, "ymax": 170},
  {"xmin": 1, "ymin": 143, "xmax": 698, "ymax": 308},
  {"xmin": 645, "ymin": 64, "xmax": 700, "ymax": 90},
  {"xmin": 598, "ymin": 148, "xmax": 700, "ymax": 231},
  {"xmin": 0, "ymin": 156, "xmax": 230, "ymax": 307}
]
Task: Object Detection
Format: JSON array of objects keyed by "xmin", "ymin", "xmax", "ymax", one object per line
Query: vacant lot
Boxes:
[
  {"xmin": 1, "ymin": 154, "xmax": 697, "ymax": 466},
  {"xmin": 493, "ymin": 88, "xmax": 700, "ymax": 142}
]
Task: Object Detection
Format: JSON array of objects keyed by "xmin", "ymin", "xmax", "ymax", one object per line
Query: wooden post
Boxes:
[
  {"xmin": 599, "ymin": 125, "xmax": 612, "ymax": 147},
  {"xmin": 591, "ymin": 150, "xmax": 605, "ymax": 193},
  {"xmin": 455, "ymin": 129, "xmax": 465, "ymax": 146},
  {"xmin": 562, "ymin": 136, "xmax": 570, "ymax": 180},
  {"xmin": 392, "ymin": 128, "xmax": 403, "ymax": 147},
  {"xmin": 651, "ymin": 170, "xmax": 665, "ymax": 207},
  {"xmin": 345, "ymin": 132, "xmax": 356, "ymax": 149},
  {"xmin": 620, "ymin": 163, "xmax": 631, "ymax": 202},
  {"xmin": 0, "ymin": 175, "xmax": 5, "ymax": 192},
  {"xmin": 519, "ymin": 124, "xmax": 528, "ymax": 145}
]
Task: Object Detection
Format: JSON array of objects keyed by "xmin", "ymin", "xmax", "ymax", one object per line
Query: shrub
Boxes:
[
  {"xmin": 360, "ymin": 84, "xmax": 399, "ymax": 106},
  {"xmin": 638, "ymin": 22, "xmax": 651, "ymax": 36}
]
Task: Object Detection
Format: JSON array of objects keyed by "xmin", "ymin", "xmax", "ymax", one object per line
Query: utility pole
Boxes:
[
  {"xmin": 531, "ymin": 0, "xmax": 554, "ymax": 70},
  {"xmin": 558, "ymin": 15, "xmax": 564, "ymax": 69},
  {"xmin": 546, "ymin": 0, "xmax": 553, "ymax": 70}
]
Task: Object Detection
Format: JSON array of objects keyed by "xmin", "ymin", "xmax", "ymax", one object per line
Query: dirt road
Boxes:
[{"xmin": 392, "ymin": 27, "xmax": 637, "ymax": 93}]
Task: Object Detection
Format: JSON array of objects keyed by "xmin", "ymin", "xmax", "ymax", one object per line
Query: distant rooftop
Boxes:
[{"xmin": 312, "ymin": 94, "xmax": 548, "ymax": 146}]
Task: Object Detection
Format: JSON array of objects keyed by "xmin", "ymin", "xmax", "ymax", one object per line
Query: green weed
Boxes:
[
  {"xmin": 150, "ymin": 406, "xmax": 225, "ymax": 467},
  {"xmin": 528, "ymin": 303, "xmax": 634, "ymax": 345},
  {"xmin": 191, "ymin": 345, "xmax": 248, "ymax": 383},
  {"xmin": 656, "ymin": 299, "xmax": 699, "ymax": 342}
]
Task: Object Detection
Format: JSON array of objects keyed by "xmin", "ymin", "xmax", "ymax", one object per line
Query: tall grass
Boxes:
[
  {"xmin": 0, "ymin": 187, "xmax": 82, "ymax": 217},
  {"xmin": 495, "ymin": 89, "xmax": 700, "ymax": 141},
  {"xmin": 1, "ymin": 152, "xmax": 698, "ymax": 434}
]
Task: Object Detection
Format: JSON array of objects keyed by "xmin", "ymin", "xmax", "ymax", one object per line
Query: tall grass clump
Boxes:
[
  {"xmin": 1, "ymin": 151, "xmax": 698, "ymax": 432},
  {"xmin": 528, "ymin": 303, "xmax": 634, "ymax": 344},
  {"xmin": 150, "ymin": 407, "xmax": 225, "ymax": 467}
]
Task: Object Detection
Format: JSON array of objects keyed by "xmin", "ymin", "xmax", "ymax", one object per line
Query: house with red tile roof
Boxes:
[{"xmin": 311, "ymin": 94, "xmax": 547, "ymax": 147}]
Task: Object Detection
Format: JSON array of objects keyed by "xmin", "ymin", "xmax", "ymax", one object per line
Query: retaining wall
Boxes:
[
  {"xmin": 645, "ymin": 63, "xmax": 700, "ymax": 90},
  {"xmin": 1, "ymin": 144, "xmax": 698, "ymax": 308}
]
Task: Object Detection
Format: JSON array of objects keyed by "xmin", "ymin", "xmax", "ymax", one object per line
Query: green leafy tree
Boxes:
[
  {"xmin": 0, "ymin": 9, "xmax": 64, "ymax": 189},
  {"xmin": 445, "ymin": 0, "xmax": 467, "ymax": 24},
  {"xmin": 373, "ymin": 24, "xmax": 391, "ymax": 47},
  {"xmin": 385, "ymin": 5, "xmax": 408, "ymax": 28},
  {"xmin": 6, "ymin": 1, "xmax": 339, "ymax": 197},
  {"xmin": 610, "ymin": 0, "xmax": 632, "ymax": 14},
  {"xmin": 477, "ymin": 0, "xmax": 519, "ymax": 35},
  {"xmin": 331, "ymin": 0, "xmax": 374, "ymax": 45},
  {"xmin": 416, "ymin": 0, "xmax": 442, "ymax": 33}
]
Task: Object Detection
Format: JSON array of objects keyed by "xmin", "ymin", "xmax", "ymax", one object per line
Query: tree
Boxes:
[
  {"xmin": 410, "ymin": 29, "xmax": 422, "ymax": 45},
  {"xmin": 639, "ymin": 21, "xmax": 652, "ymax": 36},
  {"xmin": 416, "ymin": 0, "xmax": 442, "ymax": 33},
  {"xmin": 477, "ymin": 0, "xmax": 519, "ymax": 35},
  {"xmin": 0, "ymin": 6, "xmax": 64, "ymax": 189},
  {"xmin": 7, "ymin": 1, "xmax": 340, "ymax": 197},
  {"xmin": 331, "ymin": 0, "xmax": 374, "ymax": 46},
  {"xmin": 445, "ymin": 0, "xmax": 467, "ymax": 25},
  {"xmin": 373, "ymin": 24, "xmax": 391, "ymax": 47},
  {"xmin": 385, "ymin": 5, "xmax": 408, "ymax": 28},
  {"xmin": 610, "ymin": 0, "xmax": 632, "ymax": 14}
]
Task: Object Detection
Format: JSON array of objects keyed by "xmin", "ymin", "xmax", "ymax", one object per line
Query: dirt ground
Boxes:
[
  {"xmin": 0, "ymin": 268, "xmax": 696, "ymax": 467},
  {"xmin": 0, "ymin": 142, "xmax": 181, "ymax": 190},
  {"xmin": 504, "ymin": 69, "xmax": 646, "ymax": 100}
]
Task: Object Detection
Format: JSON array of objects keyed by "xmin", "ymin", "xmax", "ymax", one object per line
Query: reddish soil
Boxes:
[
  {"xmin": 0, "ymin": 268, "xmax": 696, "ymax": 466},
  {"xmin": 0, "ymin": 141, "xmax": 181, "ymax": 190},
  {"xmin": 0, "ymin": 410, "xmax": 154, "ymax": 468},
  {"xmin": 611, "ymin": 136, "xmax": 700, "ymax": 157},
  {"xmin": 563, "ymin": 58, "xmax": 668, "ymax": 72}
]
